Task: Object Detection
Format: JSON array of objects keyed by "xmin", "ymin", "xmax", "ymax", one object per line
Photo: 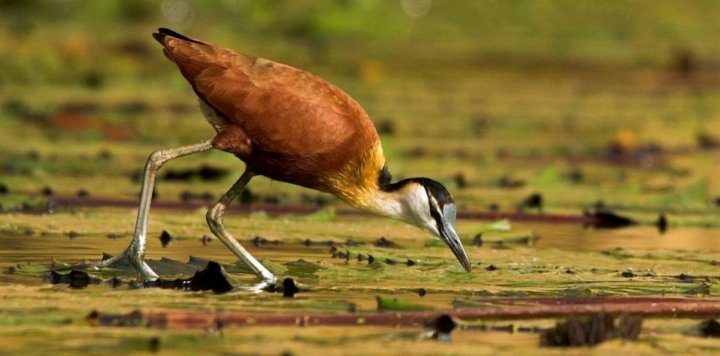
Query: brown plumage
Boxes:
[{"xmin": 153, "ymin": 29, "xmax": 383, "ymax": 206}]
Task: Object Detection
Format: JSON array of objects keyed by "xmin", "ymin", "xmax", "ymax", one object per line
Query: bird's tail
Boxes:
[
  {"xmin": 152, "ymin": 27, "xmax": 204, "ymax": 47},
  {"xmin": 151, "ymin": 28, "xmax": 219, "ymax": 85}
]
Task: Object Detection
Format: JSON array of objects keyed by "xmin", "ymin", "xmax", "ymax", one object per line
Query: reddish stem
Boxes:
[{"xmin": 94, "ymin": 298, "xmax": 720, "ymax": 330}]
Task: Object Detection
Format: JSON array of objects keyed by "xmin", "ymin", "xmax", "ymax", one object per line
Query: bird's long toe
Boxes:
[
  {"xmin": 131, "ymin": 258, "xmax": 159, "ymax": 282},
  {"xmin": 78, "ymin": 249, "xmax": 159, "ymax": 281}
]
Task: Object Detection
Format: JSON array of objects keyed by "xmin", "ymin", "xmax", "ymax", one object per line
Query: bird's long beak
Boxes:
[{"xmin": 441, "ymin": 205, "xmax": 472, "ymax": 272}]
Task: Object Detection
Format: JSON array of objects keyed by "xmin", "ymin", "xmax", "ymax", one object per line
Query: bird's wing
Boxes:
[
  {"xmin": 193, "ymin": 59, "xmax": 372, "ymax": 156},
  {"xmin": 158, "ymin": 31, "xmax": 376, "ymax": 157}
]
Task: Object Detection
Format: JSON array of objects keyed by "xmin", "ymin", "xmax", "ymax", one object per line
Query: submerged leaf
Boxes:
[
  {"xmin": 259, "ymin": 258, "xmax": 288, "ymax": 275},
  {"xmin": 285, "ymin": 259, "xmax": 322, "ymax": 277}
]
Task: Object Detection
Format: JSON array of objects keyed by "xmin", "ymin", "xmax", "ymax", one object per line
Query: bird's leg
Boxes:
[
  {"xmin": 94, "ymin": 140, "xmax": 214, "ymax": 281},
  {"xmin": 206, "ymin": 169, "xmax": 277, "ymax": 285}
]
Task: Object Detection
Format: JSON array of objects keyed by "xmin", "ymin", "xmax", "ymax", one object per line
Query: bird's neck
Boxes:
[
  {"xmin": 357, "ymin": 188, "xmax": 408, "ymax": 220},
  {"xmin": 323, "ymin": 141, "xmax": 400, "ymax": 216}
]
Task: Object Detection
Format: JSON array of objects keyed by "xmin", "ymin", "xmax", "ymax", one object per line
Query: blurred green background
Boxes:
[{"xmin": 1, "ymin": 0, "xmax": 719, "ymax": 218}]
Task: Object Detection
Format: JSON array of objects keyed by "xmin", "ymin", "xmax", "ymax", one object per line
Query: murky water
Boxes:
[{"xmin": 2, "ymin": 217, "xmax": 717, "ymax": 286}]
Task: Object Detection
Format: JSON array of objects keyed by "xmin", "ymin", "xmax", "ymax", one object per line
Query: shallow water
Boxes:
[
  {"xmin": 515, "ymin": 223, "xmax": 720, "ymax": 253},
  {"xmin": 2, "ymin": 215, "xmax": 717, "ymax": 286}
]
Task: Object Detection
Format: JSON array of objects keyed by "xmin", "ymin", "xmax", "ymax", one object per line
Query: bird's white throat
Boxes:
[{"xmin": 360, "ymin": 185, "xmax": 437, "ymax": 234}]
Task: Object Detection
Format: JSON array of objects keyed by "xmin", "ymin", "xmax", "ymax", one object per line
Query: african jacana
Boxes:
[{"xmin": 97, "ymin": 28, "xmax": 471, "ymax": 284}]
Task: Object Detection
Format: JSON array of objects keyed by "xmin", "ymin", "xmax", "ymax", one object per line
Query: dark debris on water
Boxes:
[
  {"xmin": 473, "ymin": 233, "xmax": 483, "ymax": 247},
  {"xmin": 517, "ymin": 192, "xmax": 543, "ymax": 213},
  {"xmin": 86, "ymin": 309, "xmax": 145, "ymax": 327},
  {"xmin": 263, "ymin": 277, "xmax": 300, "ymax": 298},
  {"xmin": 137, "ymin": 261, "xmax": 233, "ymax": 293},
  {"xmin": 427, "ymin": 314, "xmax": 457, "ymax": 341},
  {"xmin": 179, "ymin": 190, "xmax": 214, "ymax": 202},
  {"xmin": 700, "ymin": 319, "xmax": 720, "ymax": 338},
  {"xmin": 184, "ymin": 261, "xmax": 233, "ymax": 293},
  {"xmin": 374, "ymin": 236, "xmax": 397, "ymax": 248},
  {"xmin": 657, "ymin": 213, "xmax": 668, "ymax": 234},
  {"xmin": 711, "ymin": 196, "xmax": 720, "ymax": 207},
  {"xmin": 471, "ymin": 232, "xmax": 539, "ymax": 248},
  {"xmin": 162, "ymin": 164, "xmax": 228, "ymax": 181},
  {"xmin": 45, "ymin": 261, "xmax": 236, "ymax": 293},
  {"xmin": 44, "ymin": 270, "xmax": 101, "ymax": 289},
  {"xmin": 541, "ymin": 313, "xmax": 642, "ymax": 347},
  {"xmin": 159, "ymin": 230, "xmax": 173, "ymax": 248},
  {"xmin": 282, "ymin": 278, "xmax": 299, "ymax": 298},
  {"xmin": 251, "ymin": 235, "xmax": 282, "ymax": 247},
  {"xmin": 329, "ymin": 247, "xmax": 350, "ymax": 260},
  {"xmin": 40, "ymin": 186, "xmax": 54, "ymax": 197},
  {"xmin": 148, "ymin": 336, "xmax": 161, "ymax": 353},
  {"xmin": 584, "ymin": 208, "xmax": 637, "ymax": 229},
  {"xmin": 303, "ymin": 238, "xmax": 340, "ymax": 247}
]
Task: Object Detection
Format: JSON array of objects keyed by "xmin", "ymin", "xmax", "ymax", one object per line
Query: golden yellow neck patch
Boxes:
[{"xmin": 322, "ymin": 141, "xmax": 386, "ymax": 209}]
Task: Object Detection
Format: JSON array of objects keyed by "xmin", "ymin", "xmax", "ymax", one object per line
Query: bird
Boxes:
[{"xmin": 95, "ymin": 28, "xmax": 471, "ymax": 285}]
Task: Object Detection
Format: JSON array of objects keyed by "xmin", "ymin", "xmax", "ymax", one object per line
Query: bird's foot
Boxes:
[
  {"xmin": 259, "ymin": 269, "xmax": 277, "ymax": 285},
  {"xmin": 237, "ymin": 280, "xmax": 275, "ymax": 294},
  {"xmin": 75, "ymin": 249, "xmax": 159, "ymax": 282}
]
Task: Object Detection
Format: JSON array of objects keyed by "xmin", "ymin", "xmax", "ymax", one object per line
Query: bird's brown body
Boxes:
[{"xmin": 155, "ymin": 31, "xmax": 384, "ymax": 207}]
